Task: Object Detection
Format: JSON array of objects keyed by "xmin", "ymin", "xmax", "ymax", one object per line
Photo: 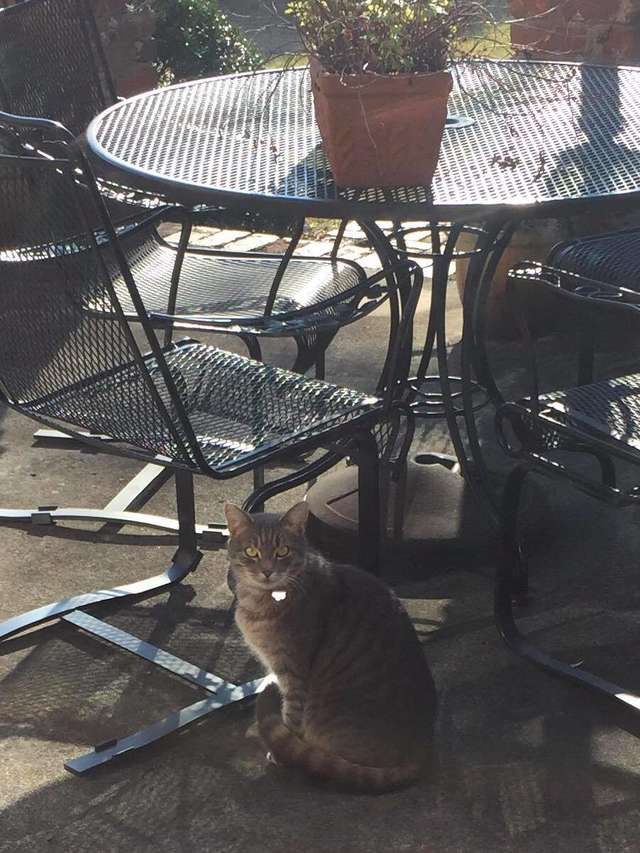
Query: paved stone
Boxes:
[
  {"xmin": 223, "ymin": 233, "xmax": 280, "ymax": 252},
  {"xmin": 191, "ymin": 228, "xmax": 250, "ymax": 247},
  {"xmin": 3, "ymin": 258, "xmax": 640, "ymax": 853},
  {"xmin": 293, "ymin": 240, "xmax": 337, "ymax": 257}
]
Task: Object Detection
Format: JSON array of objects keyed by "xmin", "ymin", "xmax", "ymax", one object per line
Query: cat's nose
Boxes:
[{"xmin": 262, "ymin": 570, "xmax": 273, "ymax": 579}]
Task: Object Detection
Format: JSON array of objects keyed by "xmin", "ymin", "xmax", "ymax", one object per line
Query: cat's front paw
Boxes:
[{"xmin": 266, "ymin": 751, "xmax": 278, "ymax": 766}]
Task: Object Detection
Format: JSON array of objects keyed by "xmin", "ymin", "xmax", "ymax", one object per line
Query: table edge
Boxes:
[{"xmin": 86, "ymin": 60, "xmax": 640, "ymax": 222}]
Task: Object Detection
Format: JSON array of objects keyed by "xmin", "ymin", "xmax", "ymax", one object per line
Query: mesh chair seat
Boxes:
[
  {"xmin": 108, "ymin": 228, "xmax": 365, "ymax": 328},
  {"xmin": 549, "ymin": 228, "xmax": 640, "ymax": 292},
  {"xmin": 29, "ymin": 340, "xmax": 381, "ymax": 474},
  {"xmin": 539, "ymin": 373, "xmax": 640, "ymax": 452},
  {"xmin": 506, "ymin": 373, "xmax": 640, "ymax": 457}
]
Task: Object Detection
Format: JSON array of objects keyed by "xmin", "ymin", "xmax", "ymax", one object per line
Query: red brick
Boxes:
[
  {"xmin": 598, "ymin": 23, "xmax": 640, "ymax": 60},
  {"xmin": 510, "ymin": 0, "xmax": 640, "ymax": 61},
  {"xmin": 510, "ymin": 0, "xmax": 566, "ymax": 16},
  {"xmin": 510, "ymin": 22, "xmax": 551, "ymax": 49},
  {"xmin": 577, "ymin": 0, "xmax": 624, "ymax": 21},
  {"xmin": 117, "ymin": 65, "xmax": 158, "ymax": 98}
]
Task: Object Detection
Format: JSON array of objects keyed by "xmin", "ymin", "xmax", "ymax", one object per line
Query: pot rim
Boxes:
[{"xmin": 309, "ymin": 56, "xmax": 453, "ymax": 85}]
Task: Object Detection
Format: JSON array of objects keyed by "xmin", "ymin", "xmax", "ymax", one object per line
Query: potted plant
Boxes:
[{"xmin": 287, "ymin": 0, "xmax": 468, "ymax": 188}]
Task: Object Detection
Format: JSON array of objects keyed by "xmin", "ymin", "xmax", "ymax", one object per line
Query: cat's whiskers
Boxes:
[{"xmin": 284, "ymin": 572, "xmax": 307, "ymax": 597}]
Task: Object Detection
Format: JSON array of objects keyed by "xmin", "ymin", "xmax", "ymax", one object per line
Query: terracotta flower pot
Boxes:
[{"xmin": 309, "ymin": 57, "xmax": 453, "ymax": 189}]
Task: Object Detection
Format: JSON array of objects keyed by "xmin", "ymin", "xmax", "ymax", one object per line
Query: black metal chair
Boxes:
[
  {"xmin": 0, "ymin": 114, "xmax": 423, "ymax": 773},
  {"xmin": 0, "ymin": 0, "xmax": 165, "ymax": 217},
  {"xmin": 549, "ymin": 226, "xmax": 640, "ymax": 293},
  {"xmin": 0, "ymin": 0, "xmax": 113, "ymax": 136},
  {"xmin": 0, "ymin": 104, "xmax": 401, "ymax": 515},
  {"xmin": 0, "ymin": 0, "xmax": 387, "ymax": 377},
  {"xmin": 0, "ymin": 0, "xmax": 394, "ymax": 507},
  {"xmin": 494, "ymin": 260, "xmax": 640, "ymax": 718}
]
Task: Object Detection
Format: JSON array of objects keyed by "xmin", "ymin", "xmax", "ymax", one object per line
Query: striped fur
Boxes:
[
  {"xmin": 225, "ymin": 501, "xmax": 437, "ymax": 795},
  {"xmin": 257, "ymin": 683, "xmax": 423, "ymax": 793}
]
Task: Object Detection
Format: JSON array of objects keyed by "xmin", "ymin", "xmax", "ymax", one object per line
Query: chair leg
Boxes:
[
  {"xmin": 65, "ymin": 677, "xmax": 268, "ymax": 774},
  {"xmin": 0, "ymin": 472, "xmax": 204, "ymax": 644},
  {"xmin": 495, "ymin": 466, "xmax": 640, "ymax": 718},
  {"xmin": 593, "ymin": 451, "xmax": 616, "ymax": 488},
  {"xmin": 355, "ymin": 430, "xmax": 381, "ymax": 575},
  {"xmin": 501, "ymin": 463, "xmax": 531, "ymax": 606},
  {"xmin": 0, "ymin": 461, "xmax": 227, "ymax": 541},
  {"xmin": 252, "ymin": 466, "xmax": 266, "ymax": 513},
  {"xmin": 242, "ymin": 450, "xmax": 342, "ymax": 513},
  {"xmin": 389, "ymin": 458, "xmax": 408, "ymax": 543},
  {"xmin": 1, "ymin": 469, "xmax": 264, "ymax": 773}
]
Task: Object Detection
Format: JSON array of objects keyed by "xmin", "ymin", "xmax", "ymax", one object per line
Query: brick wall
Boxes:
[
  {"xmin": 511, "ymin": 0, "xmax": 640, "ymax": 63},
  {"xmin": 94, "ymin": 0, "xmax": 157, "ymax": 96}
]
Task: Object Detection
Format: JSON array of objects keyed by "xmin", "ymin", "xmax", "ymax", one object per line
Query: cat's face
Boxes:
[{"xmin": 224, "ymin": 502, "xmax": 309, "ymax": 592}]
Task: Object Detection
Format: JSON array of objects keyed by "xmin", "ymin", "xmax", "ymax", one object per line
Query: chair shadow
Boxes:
[
  {"xmin": 4, "ymin": 553, "xmax": 640, "ymax": 853},
  {"xmin": 0, "ymin": 398, "xmax": 7, "ymax": 457},
  {"xmin": 0, "ymin": 582, "xmax": 261, "ymax": 749}
]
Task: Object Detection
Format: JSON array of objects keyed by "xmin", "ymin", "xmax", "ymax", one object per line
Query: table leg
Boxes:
[
  {"xmin": 460, "ymin": 220, "xmax": 520, "ymax": 511},
  {"xmin": 305, "ymin": 219, "xmax": 513, "ymax": 561},
  {"xmin": 433, "ymin": 218, "xmax": 519, "ymax": 524}
]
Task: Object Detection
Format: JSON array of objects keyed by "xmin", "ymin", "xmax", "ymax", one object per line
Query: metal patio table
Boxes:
[{"xmin": 84, "ymin": 59, "xmax": 640, "ymax": 526}]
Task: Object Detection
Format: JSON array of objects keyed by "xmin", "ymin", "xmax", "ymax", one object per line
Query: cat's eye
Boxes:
[
  {"xmin": 275, "ymin": 544, "xmax": 290, "ymax": 558},
  {"xmin": 244, "ymin": 546, "xmax": 260, "ymax": 559}
]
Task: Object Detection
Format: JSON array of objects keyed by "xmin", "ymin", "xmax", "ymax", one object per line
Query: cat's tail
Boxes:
[{"xmin": 256, "ymin": 682, "xmax": 423, "ymax": 794}]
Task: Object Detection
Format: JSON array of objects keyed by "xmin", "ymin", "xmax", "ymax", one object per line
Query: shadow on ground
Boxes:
[{"xmin": 3, "ymin": 297, "xmax": 640, "ymax": 851}]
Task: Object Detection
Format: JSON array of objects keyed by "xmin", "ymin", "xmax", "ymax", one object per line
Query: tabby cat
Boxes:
[{"xmin": 225, "ymin": 500, "xmax": 437, "ymax": 793}]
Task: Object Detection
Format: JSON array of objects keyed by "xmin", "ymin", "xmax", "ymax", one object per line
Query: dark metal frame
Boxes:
[
  {"xmin": 363, "ymin": 216, "xmax": 520, "ymax": 531},
  {"xmin": 0, "ymin": 113, "xmax": 424, "ymax": 774},
  {"xmin": 493, "ymin": 261, "xmax": 640, "ymax": 716},
  {"xmin": 2, "ymin": 103, "xmax": 398, "ymax": 515},
  {"xmin": 0, "ymin": 0, "xmax": 116, "ymax": 134},
  {"xmin": 0, "ymin": 0, "xmax": 160, "ymax": 215},
  {"xmin": 81, "ymin": 61, "xmax": 640, "ymax": 534}
]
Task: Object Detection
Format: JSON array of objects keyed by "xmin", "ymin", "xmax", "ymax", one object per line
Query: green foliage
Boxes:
[
  {"xmin": 286, "ymin": 0, "xmax": 473, "ymax": 75},
  {"xmin": 154, "ymin": 0, "xmax": 263, "ymax": 83}
]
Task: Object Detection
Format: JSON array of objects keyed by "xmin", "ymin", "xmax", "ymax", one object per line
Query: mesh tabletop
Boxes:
[{"xmin": 87, "ymin": 60, "xmax": 640, "ymax": 219}]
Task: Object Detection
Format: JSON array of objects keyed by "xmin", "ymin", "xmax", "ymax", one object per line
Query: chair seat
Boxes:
[
  {"xmin": 30, "ymin": 340, "xmax": 381, "ymax": 474},
  {"xmin": 109, "ymin": 229, "xmax": 365, "ymax": 329},
  {"xmin": 549, "ymin": 228, "xmax": 640, "ymax": 292},
  {"xmin": 523, "ymin": 373, "xmax": 640, "ymax": 453}
]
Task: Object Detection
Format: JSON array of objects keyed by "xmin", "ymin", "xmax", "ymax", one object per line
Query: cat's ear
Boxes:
[
  {"xmin": 224, "ymin": 503, "xmax": 254, "ymax": 538},
  {"xmin": 281, "ymin": 501, "xmax": 309, "ymax": 535}
]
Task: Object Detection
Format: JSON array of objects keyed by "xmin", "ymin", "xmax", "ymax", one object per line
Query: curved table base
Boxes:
[
  {"xmin": 301, "ymin": 217, "xmax": 518, "ymax": 554},
  {"xmin": 305, "ymin": 457, "xmax": 497, "ymax": 567}
]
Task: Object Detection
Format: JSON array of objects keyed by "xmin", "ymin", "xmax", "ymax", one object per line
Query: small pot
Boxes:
[{"xmin": 309, "ymin": 57, "xmax": 453, "ymax": 189}]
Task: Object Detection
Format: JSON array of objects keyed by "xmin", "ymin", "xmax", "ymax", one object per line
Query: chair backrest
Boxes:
[
  {"xmin": 0, "ymin": 113, "xmax": 200, "ymax": 467},
  {"xmin": 0, "ymin": 0, "xmax": 116, "ymax": 137}
]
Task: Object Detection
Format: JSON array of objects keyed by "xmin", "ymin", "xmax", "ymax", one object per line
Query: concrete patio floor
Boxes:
[{"xmin": 2, "ymin": 233, "xmax": 640, "ymax": 852}]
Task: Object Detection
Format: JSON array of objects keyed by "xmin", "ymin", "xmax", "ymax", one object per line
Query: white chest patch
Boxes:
[{"xmin": 271, "ymin": 590, "xmax": 287, "ymax": 602}]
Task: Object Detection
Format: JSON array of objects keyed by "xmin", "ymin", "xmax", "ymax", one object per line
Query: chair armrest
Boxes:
[
  {"xmin": 508, "ymin": 262, "xmax": 640, "ymax": 311},
  {"xmin": 112, "ymin": 204, "xmax": 192, "ymax": 234},
  {"xmin": 506, "ymin": 261, "xmax": 640, "ymax": 409}
]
